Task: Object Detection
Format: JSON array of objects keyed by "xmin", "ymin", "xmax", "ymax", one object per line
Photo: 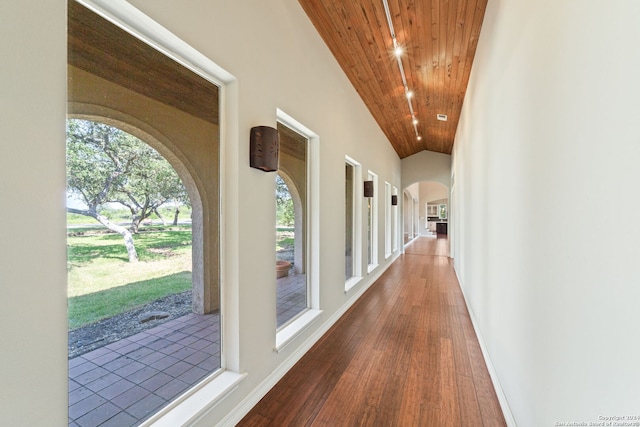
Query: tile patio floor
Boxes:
[
  {"xmin": 69, "ymin": 275, "xmax": 306, "ymax": 426},
  {"xmin": 68, "ymin": 313, "xmax": 220, "ymax": 427},
  {"xmin": 276, "ymin": 271, "xmax": 307, "ymax": 328}
]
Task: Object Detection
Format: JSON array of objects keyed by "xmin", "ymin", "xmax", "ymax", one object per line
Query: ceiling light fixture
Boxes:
[{"xmin": 383, "ymin": 0, "xmax": 421, "ymax": 143}]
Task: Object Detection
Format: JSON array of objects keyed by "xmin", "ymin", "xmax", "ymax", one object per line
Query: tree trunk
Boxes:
[
  {"xmin": 68, "ymin": 208, "xmax": 139, "ymax": 262},
  {"xmin": 130, "ymin": 215, "xmax": 141, "ymax": 234},
  {"xmin": 172, "ymin": 207, "xmax": 180, "ymax": 226},
  {"xmin": 154, "ymin": 208, "xmax": 167, "ymax": 226}
]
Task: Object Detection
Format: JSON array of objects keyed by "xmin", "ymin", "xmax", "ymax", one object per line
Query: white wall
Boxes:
[
  {"xmin": 401, "ymin": 150, "xmax": 451, "ymax": 189},
  {"xmin": 0, "ymin": 0, "xmax": 402, "ymax": 425},
  {"xmin": 0, "ymin": 2, "xmax": 68, "ymax": 426},
  {"xmin": 418, "ymin": 182, "xmax": 448, "ymax": 235},
  {"xmin": 452, "ymin": 0, "xmax": 640, "ymax": 425}
]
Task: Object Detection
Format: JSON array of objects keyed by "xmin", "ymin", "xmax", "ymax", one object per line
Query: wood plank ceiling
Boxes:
[{"xmin": 298, "ymin": 0, "xmax": 488, "ymax": 158}]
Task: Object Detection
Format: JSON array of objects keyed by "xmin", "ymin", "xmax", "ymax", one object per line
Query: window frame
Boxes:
[
  {"xmin": 392, "ymin": 186, "xmax": 399, "ymax": 253},
  {"xmin": 384, "ymin": 181, "xmax": 392, "ymax": 259},
  {"xmin": 74, "ymin": 2, "xmax": 245, "ymax": 425},
  {"xmin": 366, "ymin": 170, "xmax": 379, "ymax": 273},
  {"xmin": 345, "ymin": 156, "xmax": 363, "ymax": 292},
  {"xmin": 274, "ymin": 109, "xmax": 322, "ymax": 351}
]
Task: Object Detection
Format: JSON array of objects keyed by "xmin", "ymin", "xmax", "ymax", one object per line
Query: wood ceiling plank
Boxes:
[
  {"xmin": 346, "ymin": 0, "xmax": 416, "ymax": 154},
  {"xmin": 308, "ymin": 0, "xmax": 408, "ymax": 152},
  {"xmin": 394, "ymin": 0, "xmax": 427, "ymax": 152},
  {"xmin": 298, "ymin": 0, "xmax": 487, "ymax": 157},
  {"xmin": 414, "ymin": 0, "xmax": 439, "ymax": 152}
]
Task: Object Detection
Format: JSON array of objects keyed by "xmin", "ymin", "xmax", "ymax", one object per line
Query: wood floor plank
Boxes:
[
  {"xmin": 238, "ymin": 237, "xmax": 506, "ymax": 426},
  {"xmin": 466, "ymin": 336, "xmax": 507, "ymax": 426},
  {"xmin": 237, "ymin": 412, "xmax": 272, "ymax": 427},
  {"xmin": 456, "ymin": 373, "xmax": 484, "ymax": 427},
  {"xmin": 439, "ymin": 337, "xmax": 462, "ymax": 427}
]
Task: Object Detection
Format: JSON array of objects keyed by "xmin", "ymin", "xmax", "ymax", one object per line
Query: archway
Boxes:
[
  {"xmin": 402, "ymin": 180, "xmax": 450, "ymax": 246},
  {"xmin": 276, "ymin": 170, "xmax": 305, "ymax": 274},
  {"xmin": 418, "ymin": 181, "xmax": 449, "ymax": 237},
  {"xmin": 67, "ymin": 111, "xmax": 209, "ymax": 314},
  {"xmin": 403, "ymin": 190, "xmax": 415, "ymax": 244},
  {"xmin": 275, "ymin": 120, "xmax": 310, "ymax": 329}
]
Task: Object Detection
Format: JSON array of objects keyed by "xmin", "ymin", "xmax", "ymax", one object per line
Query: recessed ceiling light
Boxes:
[
  {"xmin": 412, "ymin": 118, "xmax": 418, "ymax": 125},
  {"xmin": 437, "ymin": 114, "xmax": 448, "ymax": 121}
]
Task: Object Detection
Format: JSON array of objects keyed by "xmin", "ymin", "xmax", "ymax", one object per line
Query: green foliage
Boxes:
[
  {"xmin": 66, "ymin": 119, "xmax": 189, "ymax": 232},
  {"xmin": 275, "ymin": 174, "xmax": 294, "ymax": 226},
  {"xmin": 276, "ymin": 236, "xmax": 295, "ymax": 251},
  {"xmin": 67, "ymin": 226, "xmax": 193, "ymax": 329}
]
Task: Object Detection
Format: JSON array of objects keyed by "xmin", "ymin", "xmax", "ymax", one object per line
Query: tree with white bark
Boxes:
[{"xmin": 66, "ymin": 119, "xmax": 187, "ymax": 262}]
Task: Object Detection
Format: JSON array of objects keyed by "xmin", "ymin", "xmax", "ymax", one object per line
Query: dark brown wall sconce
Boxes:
[
  {"xmin": 391, "ymin": 195, "xmax": 398, "ymax": 205},
  {"xmin": 250, "ymin": 126, "xmax": 279, "ymax": 172},
  {"xmin": 364, "ymin": 180, "xmax": 374, "ymax": 198}
]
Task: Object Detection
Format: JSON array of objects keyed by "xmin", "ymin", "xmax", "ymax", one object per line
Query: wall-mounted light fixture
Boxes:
[
  {"xmin": 364, "ymin": 180, "xmax": 374, "ymax": 198},
  {"xmin": 391, "ymin": 195, "xmax": 398, "ymax": 205},
  {"xmin": 249, "ymin": 126, "xmax": 279, "ymax": 172}
]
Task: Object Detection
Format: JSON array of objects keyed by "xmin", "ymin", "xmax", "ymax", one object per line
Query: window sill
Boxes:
[
  {"xmin": 367, "ymin": 263, "xmax": 379, "ymax": 274},
  {"xmin": 275, "ymin": 309, "xmax": 322, "ymax": 352},
  {"xmin": 143, "ymin": 370, "xmax": 246, "ymax": 426},
  {"xmin": 344, "ymin": 276, "xmax": 363, "ymax": 293}
]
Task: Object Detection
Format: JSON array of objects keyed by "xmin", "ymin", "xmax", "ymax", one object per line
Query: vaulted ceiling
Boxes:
[{"xmin": 298, "ymin": 0, "xmax": 488, "ymax": 158}]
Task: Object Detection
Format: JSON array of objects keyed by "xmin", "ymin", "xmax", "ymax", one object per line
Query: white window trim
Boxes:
[
  {"xmin": 367, "ymin": 170, "xmax": 379, "ymax": 273},
  {"xmin": 392, "ymin": 186, "xmax": 398, "ymax": 253},
  {"xmin": 274, "ymin": 109, "xmax": 321, "ymax": 348},
  {"xmin": 345, "ymin": 155, "xmax": 363, "ymax": 292},
  {"xmin": 274, "ymin": 309, "xmax": 323, "ymax": 351},
  {"xmin": 345, "ymin": 276, "xmax": 363, "ymax": 293},
  {"xmin": 77, "ymin": 2, "xmax": 243, "ymax": 425},
  {"xmin": 384, "ymin": 181, "xmax": 392, "ymax": 259}
]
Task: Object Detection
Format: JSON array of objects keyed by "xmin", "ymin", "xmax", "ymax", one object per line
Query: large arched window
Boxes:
[{"xmin": 275, "ymin": 123, "xmax": 308, "ymax": 329}]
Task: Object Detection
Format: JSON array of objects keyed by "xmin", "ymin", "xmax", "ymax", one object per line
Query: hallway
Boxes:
[{"xmin": 240, "ymin": 237, "xmax": 506, "ymax": 426}]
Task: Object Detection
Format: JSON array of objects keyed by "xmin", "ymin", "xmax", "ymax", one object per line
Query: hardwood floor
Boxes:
[{"xmin": 239, "ymin": 237, "xmax": 506, "ymax": 426}]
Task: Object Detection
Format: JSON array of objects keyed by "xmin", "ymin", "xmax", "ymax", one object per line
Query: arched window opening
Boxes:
[
  {"xmin": 66, "ymin": 118, "xmax": 196, "ymax": 353},
  {"xmin": 275, "ymin": 122, "xmax": 308, "ymax": 329},
  {"xmin": 403, "ymin": 181, "xmax": 449, "ymax": 245},
  {"xmin": 404, "ymin": 190, "xmax": 414, "ymax": 244}
]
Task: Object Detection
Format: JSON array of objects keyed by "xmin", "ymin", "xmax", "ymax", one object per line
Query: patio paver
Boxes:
[
  {"xmin": 68, "ymin": 313, "xmax": 220, "ymax": 426},
  {"xmin": 68, "ymin": 274, "xmax": 305, "ymax": 426}
]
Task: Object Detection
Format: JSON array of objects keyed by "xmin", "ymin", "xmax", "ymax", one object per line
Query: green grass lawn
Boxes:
[
  {"xmin": 67, "ymin": 225, "xmax": 192, "ymax": 329},
  {"xmin": 276, "ymin": 228, "xmax": 295, "ymax": 252}
]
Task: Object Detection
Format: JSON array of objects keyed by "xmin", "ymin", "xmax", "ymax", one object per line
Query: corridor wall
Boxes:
[{"xmin": 451, "ymin": 0, "xmax": 640, "ymax": 425}]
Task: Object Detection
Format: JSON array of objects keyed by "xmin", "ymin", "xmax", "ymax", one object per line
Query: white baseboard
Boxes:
[
  {"xmin": 216, "ymin": 251, "xmax": 401, "ymax": 427},
  {"xmin": 454, "ymin": 269, "xmax": 517, "ymax": 427}
]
